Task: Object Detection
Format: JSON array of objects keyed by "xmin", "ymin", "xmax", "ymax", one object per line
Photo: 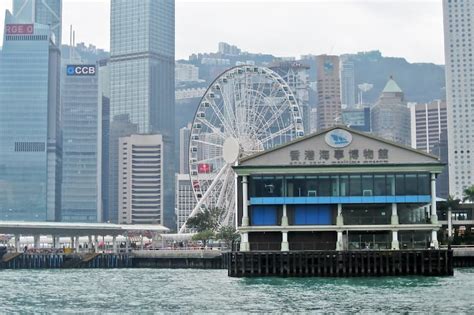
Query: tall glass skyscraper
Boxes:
[
  {"xmin": 61, "ymin": 63, "xmax": 99, "ymax": 223},
  {"xmin": 0, "ymin": 7, "xmax": 62, "ymax": 221},
  {"xmin": 110, "ymin": 0, "xmax": 175, "ymax": 228}
]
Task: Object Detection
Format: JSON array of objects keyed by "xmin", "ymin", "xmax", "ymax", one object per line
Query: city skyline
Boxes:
[{"xmin": 0, "ymin": 0, "xmax": 445, "ymax": 64}]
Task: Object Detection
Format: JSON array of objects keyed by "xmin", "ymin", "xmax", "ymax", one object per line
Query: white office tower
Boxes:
[
  {"xmin": 118, "ymin": 134, "xmax": 163, "ymax": 225},
  {"xmin": 179, "ymin": 124, "xmax": 191, "ymax": 174},
  {"xmin": 443, "ymin": 0, "xmax": 474, "ymax": 197},
  {"xmin": 175, "ymin": 174, "xmax": 196, "ymax": 233}
]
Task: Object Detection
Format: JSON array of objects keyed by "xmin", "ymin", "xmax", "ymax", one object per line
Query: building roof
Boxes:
[
  {"xmin": 0, "ymin": 221, "xmax": 170, "ymax": 236},
  {"xmin": 239, "ymin": 125, "xmax": 440, "ymax": 164},
  {"xmin": 382, "ymin": 77, "xmax": 403, "ymax": 93}
]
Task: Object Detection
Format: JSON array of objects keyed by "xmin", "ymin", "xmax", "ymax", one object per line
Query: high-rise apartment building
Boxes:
[
  {"xmin": 175, "ymin": 173, "xmax": 196, "ymax": 233},
  {"xmin": 179, "ymin": 124, "xmax": 191, "ymax": 174},
  {"xmin": 371, "ymin": 77, "xmax": 411, "ymax": 146},
  {"xmin": 110, "ymin": 0, "xmax": 175, "ymax": 228},
  {"xmin": 0, "ymin": 6, "xmax": 61, "ymax": 221},
  {"xmin": 60, "ymin": 63, "xmax": 100, "ymax": 223},
  {"xmin": 443, "ymin": 0, "xmax": 474, "ymax": 198},
  {"xmin": 13, "ymin": 0, "xmax": 62, "ymax": 46},
  {"xmin": 270, "ymin": 61, "xmax": 311, "ymax": 134},
  {"xmin": 340, "ymin": 59, "xmax": 356, "ymax": 108},
  {"xmin": 119, "ymin": 134, "xmax": 163, "ymax": 225},
  {"xmin": 410, "ymin": 100, "xmax": 447, "ymax": 152},
  {"xmin": 316, "ymin": 55, "xmax": 342, "ymax": 130}
]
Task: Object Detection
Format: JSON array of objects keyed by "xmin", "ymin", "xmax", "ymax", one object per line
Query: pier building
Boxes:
[{"xmin": 233, "ymin": 126, "xmax": 444, "ymax": 252}]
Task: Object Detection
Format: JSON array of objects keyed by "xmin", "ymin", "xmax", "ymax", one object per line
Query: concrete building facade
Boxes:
[
  {"xmin": 443, "ymin": 0, "xmax": 474, "ymax": 198},
  {"xmin": 175, "ymin": 173, "xmax": 196, "ymax": 233},
  {"xmin": 316, "ymin": 55, "xmax": 342, "ymax": 130},
  {"xmin": 371, "ymin": 77, "xmax": 411, "ymax": 146},
  {"xmin": 410, "ymin": 100, "xmax": 447, "ymax": 153},
  {"xmin": 118, "ymin": 134, "xmax": 163, "ymax": 225}
]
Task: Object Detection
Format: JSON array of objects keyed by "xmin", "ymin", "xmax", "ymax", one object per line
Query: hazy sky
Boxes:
[{"xmin": 0, "ymin": 0, "xmax": 445, "ymax": 64}]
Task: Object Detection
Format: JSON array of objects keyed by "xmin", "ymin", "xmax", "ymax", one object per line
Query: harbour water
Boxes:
[{"xmin": 1, "ymin": 268, "xmax": 473, "ymax": 313}]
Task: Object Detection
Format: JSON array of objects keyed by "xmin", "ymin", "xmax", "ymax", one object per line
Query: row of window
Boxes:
[{"xmin": 249, "ymin": 173, "xmax": 431, "ymax": 198}]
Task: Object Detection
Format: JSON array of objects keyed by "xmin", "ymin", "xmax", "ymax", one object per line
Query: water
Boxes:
[{"xmin": 1, "ymin": 268, "xmax": 473, "ymax": 313}]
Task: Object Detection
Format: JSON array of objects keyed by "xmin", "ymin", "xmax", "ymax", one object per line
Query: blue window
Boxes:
[
  {"xmin": 251, "ymin": 206, "xmax": 277, "ymax": 225},
  {"xmin": 295, "ymin": 205, "xmax": 331, "ymax": 225}
]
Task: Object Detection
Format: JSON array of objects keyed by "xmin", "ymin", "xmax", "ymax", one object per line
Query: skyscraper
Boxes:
[
  {"xmin": 316, "ymin": 55, "xmax": 342, "ymax": 130},
  {"xmin": 371, "ymin": 77, "xmax": 411, "ymax": 146},
  {"xmin": 175, "ymin": 173, "xmax": 196, "ymax": 233},
  {"xmin": 110, "ymin": 0, "xmax": 175, "ymax": 228},
  {"xmin": 410, "ymin": 100, "xmax": 447, "ymax": 153},
  {"xmin": 179, "ymin": 124, "xmax": 191, "ymax": 174},
  {"xmin": 13, "ymin": 0, "xmax": 62, "ymax": 47},
  {"xmin": 443, "ymin": 0, "xmax": 474, "ymax": 198},
  {"xmin": 0, "ymin": 5, "xmax": 61, "ymax": 221},
  {"xmin": 340, "ymin": 59, "xmax": 356, "ymax": 108},
  {"xmin": 61, "ymin": 63, "xmax": 100, "ymax": 223}
]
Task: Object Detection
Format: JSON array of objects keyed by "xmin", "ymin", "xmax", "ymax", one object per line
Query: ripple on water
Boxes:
[{"xmin": 0, "ymin": 268, "xmax": 473, "ymax": 313}]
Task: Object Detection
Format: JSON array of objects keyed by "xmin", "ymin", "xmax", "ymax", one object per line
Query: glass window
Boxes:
[
  {"xmin": 386, "ymin": 175, "xmax": 395, "ymax": 196},
  {"xmin": 340, "ymin": 176, "xmax": 349, "ymax": 196},
  {"xmin": 306, "ymin": 176, "xmax": 318, "ymax": 196},
  {"xmin": 405, "ymin": 174, "xmax": 418, "ymax": 195},
  {"xmin": 318, "ymin": 176, "xmax": 331, "ymax": 196},
  {"xmin": 418, "ymin": 174, "xmax": 430, "ymax": 195},
  {"xmin": 349, "ymin": 175, "xmax": 361, "ymax": 196},
  {"xmin": 331, "ymin": 175, "xmax": 340, "ymax": 196},
  {"xmin": 251, "ymin": 176, "xmax": 283, "ymax": 197},
  {"xmin": 374, "ymin": 175, "xmax": 386, "ymax": 196},
  {"xmin": 362, "ymin": 175, "xmax": 373, "ymax": 196},
  {"xmin": 287, "ymin": 176, "xmax": 306, "ymax": 197},
  {"xmin": 395, "ymin": 175, "xmax": 405, "ymax": 195}
]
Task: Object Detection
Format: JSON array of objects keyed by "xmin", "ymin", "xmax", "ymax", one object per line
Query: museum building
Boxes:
[{"xmin": 233, "ymin": 126, "xmax": 444, "ymax": 252}]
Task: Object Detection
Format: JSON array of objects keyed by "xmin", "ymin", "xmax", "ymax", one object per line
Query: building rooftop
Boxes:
[{"xmin": 382, "ymin": 77, "xmax": 403, "ymax": 93}]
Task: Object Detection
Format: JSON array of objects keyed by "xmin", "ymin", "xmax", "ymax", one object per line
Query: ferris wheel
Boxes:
[{"xmin": 179, "ymin": 65, "xmax": 304, "ymax": 233}]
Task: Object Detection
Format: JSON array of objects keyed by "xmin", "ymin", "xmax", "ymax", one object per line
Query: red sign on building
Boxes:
[
  {"xmin": 5, "ymin": 24, "xmax": 34, "ymax": 35},
  {"xmin": 198, "ymin": 163, "xmax": 213, "ymax": 173}
]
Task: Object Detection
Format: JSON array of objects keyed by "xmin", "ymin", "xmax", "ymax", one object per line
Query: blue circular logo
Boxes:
[
  {"xmin": 66, "ymin": 66, "xmax": 75, "ymax": 75},
  {"xmin": 325, "ymin": 129, "xmax": 353, "ymax": 148}
]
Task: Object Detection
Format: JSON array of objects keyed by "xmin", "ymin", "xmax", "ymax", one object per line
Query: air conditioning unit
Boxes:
[{"xmin": 363, "ymin": 189, "xmax": 373, "ymax": 196}]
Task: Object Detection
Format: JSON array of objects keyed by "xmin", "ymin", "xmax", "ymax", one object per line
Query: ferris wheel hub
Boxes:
[{"xmin": 223, "ymin": 137, "xmax": 240, "ymax": 164}]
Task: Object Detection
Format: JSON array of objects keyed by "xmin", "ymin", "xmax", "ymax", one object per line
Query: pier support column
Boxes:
[
  {"xmin": 75, "ymin": 236, "xmax": 80, "ymax": 252},
  {"xmin": 391, "ymin": 203, "xmax": 399, "ymax": 225},
  {"xmin": 242, "ymin": 176, "xmax": 249, "ymax": 227},
  {"xmin": 34, "ymin": 235, "xmax": 40, "ymax": 249},
  {"xmin": 240, "ymin": 232, "xmax": 249, "ymax": 252},
  {"xmin": 431, "ymin": 230, "xmax": 439, "ymax": 249},
  {"xmin": 281, "ymin": 231, "xmax": 289, "ymax": 252},
  {"xmin": 88, "ymin": 235, "xmax": 93, "ymax": 252},
  {"xmin": 336, "ymin": 204, "xmax": 343, "ymax": 226},
  {"xmin": 430, "ymin": 173, "xmax": 438, "ymax": 225},
  {"xmin": 14, "ymin": 234, "xmax": 20, "ymax": 252},
  {"xmin": 336, "ymin": 231, "xmax": 344, "ymax": 250},
  {"xmin": 391, "ymin": 230, "xmax": 400, "ymax": 250},
  {"xmin": 112, "ymin": 236, "xmax": 117, "ymax": 253},
  {"xmin": 70, "ymin": 237, "xmax": 75, "ymax": 250},
  {"xmin": 281, "ymin": 204, "xmax": 288, "ymax": 227}
]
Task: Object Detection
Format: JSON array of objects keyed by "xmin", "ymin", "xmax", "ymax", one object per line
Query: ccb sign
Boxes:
[{"xmin": 66, "ymin": 65, "xmax": 96, "ymax": 76}]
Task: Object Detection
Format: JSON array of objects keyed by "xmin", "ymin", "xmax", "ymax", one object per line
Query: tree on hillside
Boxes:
[
  {"xmin": 462, "ymin": 185, "xmax": 474, "ymax": 203},
  {"xmin": 186, "ymin": 207, "xmax": 223, "ymax": 232}
]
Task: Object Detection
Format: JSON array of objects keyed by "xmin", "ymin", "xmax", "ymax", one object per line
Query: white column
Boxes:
[
  {"xmin": 391, "ymin": 203, "xmax": 399, "ymax": 225},
  {"xmin": 70, "ymin": 237, "xmax": 75, "ymax": 249},
  {"xmin": 281, "ymin": 231, "xmax": 289, "ymax": 251},
  {"xmin": 391, "ymin": 230, "xmax": 400, "ymax": 250},
  {"xmin": 112, "ymin": 236, "xmax": 117, "ymax": 253},
  {"xmin": 448, "ymin": 208, "xmax": 453, "ymax": 238},
  {"xmin": 239, "ymin": 232, "xmax": 249, "ymax": 252},
  {"xmin": 125, "ymin": 233, "xmax": 129, "ymax": 253},
  {"xmin": 432, "ymin": 230, "xmax": 439, "ymax": 249},
  {"xmin": 430, "ymin": 173, "xmax": 438, "ymax": 224},
  {"xmin": 140, "ymin": 234, "xmax": 144, "ymax": 250},
  {"xmin": 242, "ymin": 176, "xmax": 249, "ymax": 227},
  {"xmin": 15, "ymin": 234, "xmax": 20, "ymax": 253},
  {"xmin": 34, "ymin": 235, "xmax": 40, "ymax": 249},
  {"xmin": 336, "ymin": 231, "xmax": 344, "ymax": 250},
  {"xmin": 336, "ymin": 203, "xmax": 343, "ymax": 226},
  {"xmin": 94, "ymin": 235, "xmax": 99, "ymax": 253},
  {"xmin": 281, "ymin": 204, "xmax": 288, "ymax": 226},
  {"xmin": 75, "ymin": 236, "xmax": 80, "ymax": 252}
]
